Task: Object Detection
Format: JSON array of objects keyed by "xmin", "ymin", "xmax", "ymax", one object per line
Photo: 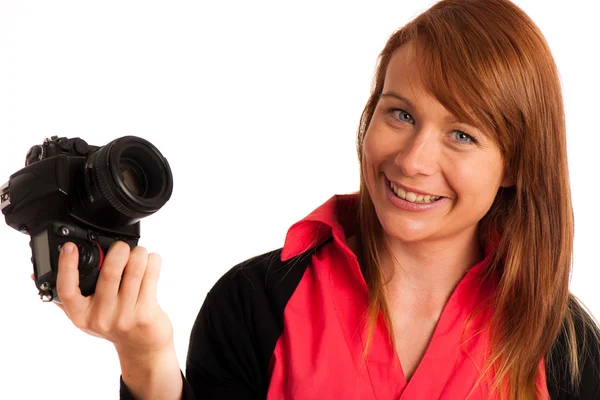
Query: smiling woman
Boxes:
[
  {"xmin": 120, "ymin": 1, "xmax": 600, "ymax": 398},
  {"xmin": 354, "ymin": 0, "xmax": 600, "ymax": 398},
  {"xmin": 25, "ymin": 0, "xmax": 597, "ymax": 399}
]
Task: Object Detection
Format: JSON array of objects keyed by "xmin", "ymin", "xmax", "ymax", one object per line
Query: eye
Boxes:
[
  {"xmin": 390, "ymin": 108, "xmax": 415, "ymax": 124},
  {"xmin": 453, "ymin": 130, "xmax": 477, "ymax": 145}
]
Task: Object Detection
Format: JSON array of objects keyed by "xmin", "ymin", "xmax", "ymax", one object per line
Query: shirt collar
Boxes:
[{"xmin": 281, "ymin": 193, "xmax": 359, "ymax": 261}]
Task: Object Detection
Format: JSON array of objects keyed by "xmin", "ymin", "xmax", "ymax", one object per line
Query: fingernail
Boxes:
[{"xmin": 62, "ymin": 242, "xmax": 74, "ymax": 254}]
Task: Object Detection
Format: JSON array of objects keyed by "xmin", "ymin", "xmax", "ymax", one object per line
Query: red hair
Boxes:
[{"xmin": 354, "ymin": 0, "xmax": 599, "ymax": 398}]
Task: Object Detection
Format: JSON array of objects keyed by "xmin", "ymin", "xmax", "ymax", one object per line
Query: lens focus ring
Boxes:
[{"xmin": 84, "ymin": 136, "xmax": 173, "ymax": 224}]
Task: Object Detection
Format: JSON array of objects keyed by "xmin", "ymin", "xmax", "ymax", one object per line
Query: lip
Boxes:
[
  {"xmin": 385, "ymin": 178, "xmax": 449, "ymax": 212},
  {"xmin": 386, "ymin": 177, "xmax": 443, "ymax": 198}
]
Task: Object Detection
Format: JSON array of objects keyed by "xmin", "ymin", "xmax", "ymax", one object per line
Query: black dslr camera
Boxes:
[{"xmin": 0, "ymin": 135, "xmax": 173, "ymax": 302}]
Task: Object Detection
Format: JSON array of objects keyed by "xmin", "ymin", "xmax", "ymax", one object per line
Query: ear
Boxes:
[{"xmin": 500, "ymin": 170, "xmax": 515, "ymax": 188}]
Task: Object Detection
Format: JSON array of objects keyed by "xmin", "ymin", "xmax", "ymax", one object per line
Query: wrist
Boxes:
[
  {"xmin": 116, "ymin": 339, "xmax": 175, "ymax": 365},
  {"xmin": 118, "ymin": 343, "xmax": 182, "ymax": 400}
]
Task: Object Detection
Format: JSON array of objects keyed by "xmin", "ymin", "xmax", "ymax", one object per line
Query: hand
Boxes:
[{"xmin": 55, "ymin": 241, "xmax": 175, "ymax": 357}]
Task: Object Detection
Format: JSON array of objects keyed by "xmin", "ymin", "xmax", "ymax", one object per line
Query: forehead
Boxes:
[{"xmin": 383, "ymin": 43, "xmax": 426, "ymax": 95}]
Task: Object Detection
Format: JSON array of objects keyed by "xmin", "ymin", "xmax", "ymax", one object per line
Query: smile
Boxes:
[{"xmin": 389, "ymin": 181, "xmax": 442, "ymax": 204}]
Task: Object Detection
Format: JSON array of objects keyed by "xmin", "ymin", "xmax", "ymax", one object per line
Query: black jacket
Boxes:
[{"xmin": 121, "ymin": 243, "xmax": 600, "ymax": 399}]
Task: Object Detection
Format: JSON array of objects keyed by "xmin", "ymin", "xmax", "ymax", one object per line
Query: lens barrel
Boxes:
[{"xmin": 83, "ymin": 136, "xmax": 173, "ymax": 225}]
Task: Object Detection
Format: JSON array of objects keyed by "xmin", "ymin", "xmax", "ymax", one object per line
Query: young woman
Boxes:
[{"xmin": 55, "ymin": 0, "xmax": 600, "ymax": 398}]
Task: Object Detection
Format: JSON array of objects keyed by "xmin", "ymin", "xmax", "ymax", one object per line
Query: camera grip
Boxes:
[{"xmin": 30, "ymin": 227, "xmax": 105, "ymax": 302}]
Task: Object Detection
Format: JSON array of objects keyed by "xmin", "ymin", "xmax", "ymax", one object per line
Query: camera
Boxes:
[{"xmin": 0, "ymin": 135, "xmax": 173, "ymax": 302}]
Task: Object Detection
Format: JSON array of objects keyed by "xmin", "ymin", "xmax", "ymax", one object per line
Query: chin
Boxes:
[{"xmin": 378, "ymin": 213, "xmax": 438, "ymax": 244}]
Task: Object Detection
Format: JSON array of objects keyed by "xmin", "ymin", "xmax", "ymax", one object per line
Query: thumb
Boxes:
[
  {"xmin": 56, "ymin": 242, "xmax": 86, "ymax": 303},
  {"xmin": 59, "ymin": 242, "xmax": 79, "ymax": 266}
]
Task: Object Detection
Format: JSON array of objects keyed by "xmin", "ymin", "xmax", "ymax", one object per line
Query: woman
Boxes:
[{"xmin": 55, "ymin": 0, "xmax": 600, "ymax": 398}]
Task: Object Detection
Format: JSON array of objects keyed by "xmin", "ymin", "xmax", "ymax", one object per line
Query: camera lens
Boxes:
[
  {"xmin": 119, "ymin": 162, "xmax": 145, "ymax": 197},
  {"xmin": 82, "ymin": 136, "xmax": 173, "ymax": 225}
]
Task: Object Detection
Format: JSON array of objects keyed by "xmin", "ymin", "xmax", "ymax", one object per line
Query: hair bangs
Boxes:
[{"xmin": 410, "ymin": 33, "xmax": 505, "ymax": 153}]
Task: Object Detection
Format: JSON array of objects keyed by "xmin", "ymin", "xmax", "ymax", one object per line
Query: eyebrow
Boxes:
[{"xmin": 381, "ymin": 91, "xmax": 461, "ymax": 124}]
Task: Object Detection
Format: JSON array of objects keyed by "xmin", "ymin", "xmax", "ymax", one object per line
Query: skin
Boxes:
[
  {"xmin": 54, "ymin": 241, "xmax": 182, "ymax": 399},
  {"xmin": 359, "ymin": 42, "xmax": 513, "ymax": 380}
]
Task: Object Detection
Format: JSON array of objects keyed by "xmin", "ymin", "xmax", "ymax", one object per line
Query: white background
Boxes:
[{"xmin": 0, "ymin": 1, "xmax": 598, "ymax": 399}]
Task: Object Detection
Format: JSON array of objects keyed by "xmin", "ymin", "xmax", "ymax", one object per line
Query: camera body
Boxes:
[{"xmin": 0, "ymin": 135, "xmax": 173, "ymax": 302}]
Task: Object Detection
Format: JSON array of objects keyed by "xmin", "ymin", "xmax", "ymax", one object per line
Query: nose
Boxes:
[{"xmin": 394, "ymin": 127, "xmax": 440, "ymax": 177}]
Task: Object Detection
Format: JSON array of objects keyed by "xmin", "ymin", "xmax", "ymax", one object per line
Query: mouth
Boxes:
[{"xmin": 387, "ymin": 178, "xmax": 444, "ymax": 204}]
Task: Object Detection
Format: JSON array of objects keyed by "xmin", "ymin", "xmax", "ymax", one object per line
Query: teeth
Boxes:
[{"xmin": 389, "ymin": 181, "xmax": 441, "ymax": 204}]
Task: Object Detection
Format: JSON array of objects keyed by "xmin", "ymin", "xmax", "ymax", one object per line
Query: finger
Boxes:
[
  {"xmin": 117, "ymin": 246, "xmax": 148, "ymax": 314},
  {"xmin": 94, "ymin": 241, "xmax": 130, "ymax": 305},
  {"xmin": 56, "ymin": 242, "xmax": 91, "ymax": 318},
  {"xmin": 136, "ymin": 252, "xmax": 162, "ymax": 310}
]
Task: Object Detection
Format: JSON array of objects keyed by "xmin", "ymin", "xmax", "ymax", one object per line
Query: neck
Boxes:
[{"xmin": 379, "ymin": 227, "xmax": 483, "ymax": 315}]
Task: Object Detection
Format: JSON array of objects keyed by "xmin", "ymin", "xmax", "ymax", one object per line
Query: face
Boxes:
[{"xmin": 361, "ymin": 43, "xmax": 512, "ymax": 247}]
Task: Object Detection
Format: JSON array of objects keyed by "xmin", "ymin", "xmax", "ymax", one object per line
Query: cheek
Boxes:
[
  {"xmin": 449, "ymin": 155, "xmax": 504, "ymax": 203},
  {"xmin": 362, "ymin": 130, "xmax": 377, "ymax": 162},
  {"xmin": 361, "ymin": 137, "xmax": 377, "ymax": 189},
  {"xmin": 361, "ymin": 131, "xmax": 385, "ymax": 197},
  {"xmin": 361, "ymin": 132, "xmax": 380, "ymax": 179},
  {"xmin": 362, "ymin": 126, "xmax": 397, "ymax": 168}
]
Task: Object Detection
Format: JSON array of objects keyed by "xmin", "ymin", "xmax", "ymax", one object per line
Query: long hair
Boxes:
[{"xmin": 354, "ymin": 0, "xmax": 599, "ymax": 398}]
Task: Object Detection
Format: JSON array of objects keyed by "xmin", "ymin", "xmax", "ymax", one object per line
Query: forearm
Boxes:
[{"xmin": 118, "ymin": 343, "xmax": 183, "ymax": 400}]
